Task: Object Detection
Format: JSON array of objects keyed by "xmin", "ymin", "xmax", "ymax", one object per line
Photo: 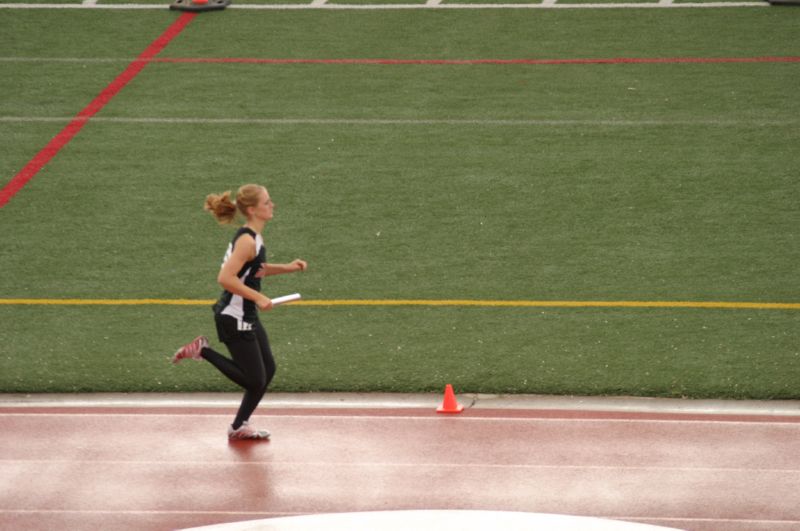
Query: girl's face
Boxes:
[{"xmin": 250, "ymin": 187, "xmax": 274, "ymax": 222}]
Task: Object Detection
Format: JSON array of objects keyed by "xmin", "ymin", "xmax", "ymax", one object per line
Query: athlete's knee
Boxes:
[
  {"xmin": 241, "ymin": 371, "xmax": 266, "ymax": 393},
  {"xmin": 265, "ymin": 364, "xmax": 276, "ymax": 386}
]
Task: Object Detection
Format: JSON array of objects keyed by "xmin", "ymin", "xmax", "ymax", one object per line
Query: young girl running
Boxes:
[{"xmin": 173, "ymin": 184, "xmax": 307, "ymax": 440}]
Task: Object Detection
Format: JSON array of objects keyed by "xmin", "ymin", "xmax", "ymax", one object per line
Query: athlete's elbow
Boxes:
[{"xmin": 217, "ymin": 272, "xmax": 234, "ymax": 290}]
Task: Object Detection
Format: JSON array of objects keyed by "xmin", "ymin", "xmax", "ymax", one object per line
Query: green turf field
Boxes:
[{"xmin": 1, "ymin": 5, "xmax": 798, "ymax": 398}]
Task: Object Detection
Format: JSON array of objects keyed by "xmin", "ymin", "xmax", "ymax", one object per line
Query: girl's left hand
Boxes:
[
  {"xmin": 255, "ymin": 260, "xmax": 307, "ymax": 278},
  {"xmin": 291, "ymin": 259, "xmax": 308, "ymax": 272}
]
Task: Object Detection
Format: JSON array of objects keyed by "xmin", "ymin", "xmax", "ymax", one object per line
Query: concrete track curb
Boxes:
[{"xmin": 2, "ymin": 392, "xmax": 799, "ymax": 416}]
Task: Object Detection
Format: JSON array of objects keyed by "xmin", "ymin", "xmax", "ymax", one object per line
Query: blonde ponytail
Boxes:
[
  {"xmin": 204, "ymin": 184, "xmax": 266, "ymax": 224},
  {"xmin": 204, "ymin": 191, "xmax": 238, "ymax": 224}
]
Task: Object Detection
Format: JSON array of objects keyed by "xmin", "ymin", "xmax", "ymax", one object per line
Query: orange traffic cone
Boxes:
[{"xmin": 436, "ymin": 384, "xmax": 464, "ymax": 414}]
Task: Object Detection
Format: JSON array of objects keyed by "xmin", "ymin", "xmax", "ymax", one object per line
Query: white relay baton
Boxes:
[{"xmin": 271, "ymin": 293, "xmax": 302, "ymax": 306}]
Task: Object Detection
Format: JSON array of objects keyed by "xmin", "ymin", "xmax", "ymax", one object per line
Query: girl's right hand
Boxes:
[{"xmin": 256, "ymin": 295, "xmax": 273, "ymax": 311}]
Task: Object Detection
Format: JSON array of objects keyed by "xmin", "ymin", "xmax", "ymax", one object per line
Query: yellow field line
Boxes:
[
  {"xmin": 300, "ymin": 300, "xmax": 800, "ymax": 310},
  {"xmin": 0, "ymin": 299, "xmax": 215, "ymax": 306},
  {"xmin": 0, "ymin": 298, "xmax": 799, "ymax": 310}
]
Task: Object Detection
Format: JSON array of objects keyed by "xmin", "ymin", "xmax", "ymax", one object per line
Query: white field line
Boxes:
[
  {"xmin": 2, "ymin": 412, "xmax": 800, "ymax": 425},
  {"xmin": 617, "ymin": 519, "xmax": 800, "ymax": 528},
  {"xmin": 0, "ymin": 2, "xmax": 770, "ymax": 8},
  {"xmin": 0, "ymin": 509, "xmax": 301, "ymax": 517},
  {"xmin": 0, "ymin": 116, "xmax": 795, "ymax": 127},
  {"xmin": 1, "ymin": 458, "xmax": 798, "ymax": 473},
  {"xmin": 0, "ymin": 57, "xmax": 130, "ymax": 63},
  {"xmin": 0, "ymin": 511, "xmax": 794, "ymax": 529},
  {"xmin": 3, "ymin": 392, "xmax": 798, "ymax": 416},
  {"xmin": 0, "ymin": 508, "xmax": 793, "ymax": 529}
]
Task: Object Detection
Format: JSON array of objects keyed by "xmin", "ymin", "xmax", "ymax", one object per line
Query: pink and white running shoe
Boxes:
[
  {"xmin": 172, "ymin": 336, "xmax": 208, "ymax": 364},
  {"xmin": 228, "ymin": 422, "xmax": 271, "ymax": 440}
]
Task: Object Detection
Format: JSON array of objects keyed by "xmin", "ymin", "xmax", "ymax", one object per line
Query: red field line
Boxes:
[
  {"xmin": 153, "ymin": 55, "xmax": 800, "ymax": 66},
  {"xmin": 0, "ymin": 13, "xmax": 197, "ymax": 209}
]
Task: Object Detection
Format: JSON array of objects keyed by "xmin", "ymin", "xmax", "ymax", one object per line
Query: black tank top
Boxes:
[{"xmin": 212, "ymin": 227, "xmax": 267, "ymax": 325}]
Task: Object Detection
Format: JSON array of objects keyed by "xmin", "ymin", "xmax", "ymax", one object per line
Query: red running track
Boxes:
[{"xmin": 0, "ymin": 397, "xmax": 799, "ymax": 530}]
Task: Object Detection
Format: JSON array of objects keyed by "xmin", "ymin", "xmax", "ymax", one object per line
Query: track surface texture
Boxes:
[{"xmin": 1, "ymin": 393, "xmax": 799, "ymax": 530}]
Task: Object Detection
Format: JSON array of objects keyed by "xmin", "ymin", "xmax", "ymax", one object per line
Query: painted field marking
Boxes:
[
  {"xmin": 0, "ymin": 509, "xmax": 792, "ymax": 530},
  {"xmin": 2, "ymin": 116, "xmax": 797, "ymax": 127},
  {"xmin": 2, "ymin": 410, "xmax": 800, "ymax": 424},
  {"xmin": 0, "ymin": 298, "xmax": 798, "ymax": 310},
  {"xmin": 151, "ymin": 55, "xmax": 800, "ymax": 65},
  {"xmin": 234, "ymin": 1, "xmax": 768, "ymax": 6},
  {"xmin": 0, "ymin": 509, "xmax": 299, "ymax": 517},
  {"xmin": 4, "ymin": 54, "xmax": 798, "ymax": 65},
  {"xmin": 0, "ymin": 13, "xmax": 196, "ymax": 209},
  {"xmin": 0, "ymin": 510, "xmax": 791, "ymax": 529},
  {"xmin": 0, "ymin": 57, "xmax": 129, "ymax": 63},
  {"xmin": 0, "ymin": 1, "xmax": 770, "ymax": 7},
  {"xmin": 2, "ymin": 457, "xmax": 799, "ymax": 472}
]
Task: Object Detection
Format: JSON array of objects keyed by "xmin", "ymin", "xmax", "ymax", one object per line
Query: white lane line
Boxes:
[
  {"xmin": 1, "ymin": 116, "xmax": 794, "ymax": 126},
  {"xmin": 0, "ymin": 509, "xmax": 300, "ymax": 516},
  {"xmin": 1, "ymin": 459, "xmax": 798, "ymax": 473},
  {"xmin": 0, "ymin": 510, "xmax": 795, "ymax": 529},
  {"xmin": 0, "ymin": 2, "xmax": 770, "ymax": 8},
  {"xmin": 2, "ymin": 393, "xmax": 798, "ymax": 417},
  {"xmin": 2, "ymin": 412, "xmax": 799, "ymax": 425},
  {"xmin": 0, "ymin": 3, "xmax": 164, "ymax": 7},
  {"xmin": 0, "ymin": 508, "xmax": 794, "ymax": 529},
  {"xmin": 628, "ymin": 518, "xmax": 800, "ymax": 527},
  {"xmin": 0, "ymin": 57, "xmax": 130, "ymax": 62}
]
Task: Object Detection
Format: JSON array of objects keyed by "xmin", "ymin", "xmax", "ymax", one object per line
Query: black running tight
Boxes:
[{"xmin": 200, "ymin": 317, "xmax": 276, "ymax": 430}]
